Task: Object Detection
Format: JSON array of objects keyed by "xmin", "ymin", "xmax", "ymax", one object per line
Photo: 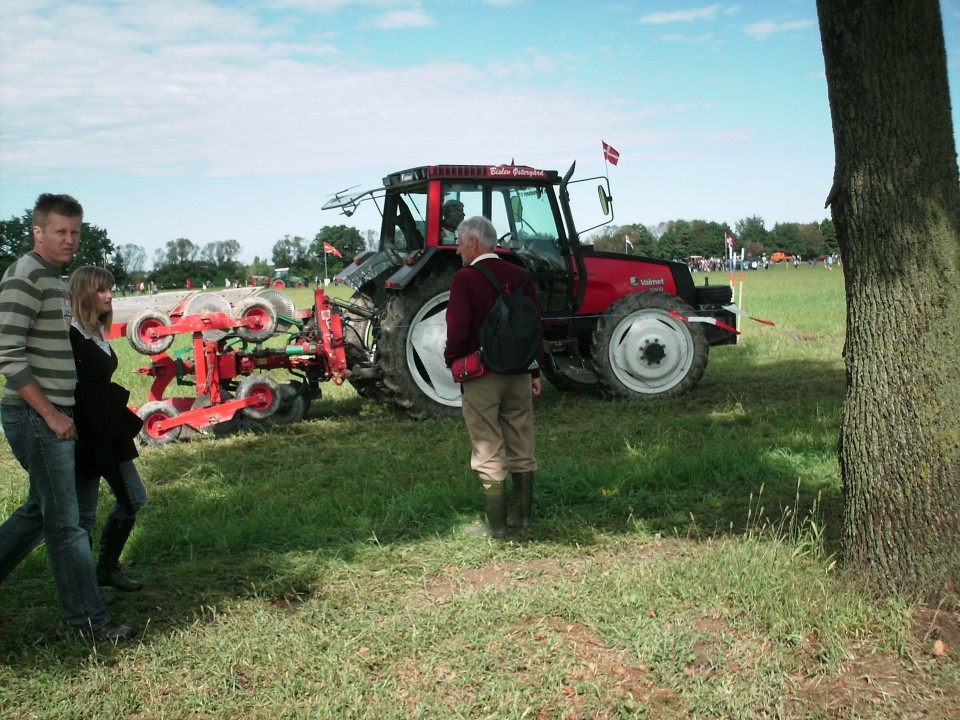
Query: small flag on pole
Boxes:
[
  {"xmin": 725, "ymin": 232, "xmax": 735, "ymax": 249},
  {"xmin": 602, "ymin": 141, "xmax": 620, "ymax": 166},
  {"xmin": 324, "ymin": 242, "xmax": 343, "ymax": 258}
]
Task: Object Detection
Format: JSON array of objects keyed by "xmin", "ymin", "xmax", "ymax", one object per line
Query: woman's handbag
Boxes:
[{"xmin": 451, "ymin": 351, "xmax": 488, "ymax": 383}]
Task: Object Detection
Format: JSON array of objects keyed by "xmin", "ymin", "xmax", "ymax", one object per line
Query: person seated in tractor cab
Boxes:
[{"xmin": 440, "ymin": 199, "xmax": 465, "ymax": 245}]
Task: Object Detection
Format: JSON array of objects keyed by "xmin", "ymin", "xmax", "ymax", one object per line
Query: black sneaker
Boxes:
[{"xmin": 81, "ymin": 619, "xmax": 139, "ymax": 642}]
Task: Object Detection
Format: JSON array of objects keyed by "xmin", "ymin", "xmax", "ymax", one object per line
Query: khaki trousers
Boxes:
[{"xmin": 461, "ymin": 373, "xmax": 538, "ymax": 483}]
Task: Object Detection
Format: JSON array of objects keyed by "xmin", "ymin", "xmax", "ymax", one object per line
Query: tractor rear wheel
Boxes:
[
  {"xmin": 591, "ymin": 291, "xmax": 709, "ymax": 399},
  {"xmin": 378, "ymin": 270, "xmax": 462, "ymax": 419}
]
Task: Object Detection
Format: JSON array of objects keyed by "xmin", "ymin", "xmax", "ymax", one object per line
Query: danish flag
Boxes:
[{"xmin": 602, "ymin": 141, "xmax": 620, "ymax": 166}]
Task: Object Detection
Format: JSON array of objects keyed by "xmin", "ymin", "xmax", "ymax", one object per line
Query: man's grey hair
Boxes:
[{"xmin": 458, "ymin": 215, "xmax": 497, "ymax": 249}]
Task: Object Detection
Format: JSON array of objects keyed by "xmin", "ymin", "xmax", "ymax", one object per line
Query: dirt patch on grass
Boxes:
[
  {"xmin": 531, "ymin": 616, "xmax": 686, "ymax": 720},
  {"xmin": 419, "ymin": 539, "xmax": 960, "ymax": 719},
  {"xmin": 424, "ymin": 539, "xmax": 684, "ymax": 603}
]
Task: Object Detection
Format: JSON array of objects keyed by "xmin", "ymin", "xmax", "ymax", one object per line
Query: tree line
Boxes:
[
  {"xmin": 1, "ymin": 205, "xmax": 837, "ymax": 288},
  {"xmin": 0, "ymin": 209, "xmax": 368, "ymax": 289},
  {"xmin": 590, "ymin": 216, "xmax": 838, "ymax": 261}
]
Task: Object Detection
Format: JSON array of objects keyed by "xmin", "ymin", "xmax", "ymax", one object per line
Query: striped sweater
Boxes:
[{"xmin": 0, "ymin": 251, "xmax": 77, "ymax": 407}]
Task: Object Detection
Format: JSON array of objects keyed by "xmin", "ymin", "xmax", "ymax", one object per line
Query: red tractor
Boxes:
[{"xmin": 323, "ymin": 162, "xmax": 737, "ymax": 419}]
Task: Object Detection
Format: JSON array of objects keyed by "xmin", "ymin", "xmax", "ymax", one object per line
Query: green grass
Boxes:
[{"xmin": 1, "ymin": 266, "xmax": 957, "ymax": 719}]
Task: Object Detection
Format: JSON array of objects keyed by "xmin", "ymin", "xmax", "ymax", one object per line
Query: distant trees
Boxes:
[
  {"xmin": 311, "ymin": 225, "xmax": 365, "ymax": 274},
  {"xmin": 151, "ymin": 237, "xmax": 244, "ymax": 289},
  {"xmin": 271, "ymin": 235, "xmax": 311, "ymax": 275},
  {"xmin": 0, "ymin": 209, "xmax": 842, "ymax": 284},
  {"xmin": 587, "ymin": 217, "xmax": 837, "ymax": 262},
  {"xmin": 116, "ymin": 243, "xmax": 147, "ymax": 275}
]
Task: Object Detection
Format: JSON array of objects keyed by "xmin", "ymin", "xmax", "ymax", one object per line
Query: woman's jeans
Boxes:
[
  {"xmin": 77, "ymin": 460, "xmax": 147, "ymax": 533},
  {"xmin": 0, "ymin": 404, "xmax": 110, "ymax": 630}
]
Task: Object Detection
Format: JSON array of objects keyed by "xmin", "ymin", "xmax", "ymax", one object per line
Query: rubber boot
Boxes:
[
  {"xmin": 97, "ymin": 516, "xmax": 144, "ymax": 592},
  {"xmin": 508, "ymin": 472, "xmax": 534, "ymax": 531},
  {"xmin": 463, "ymin": 479, "xmax": 508, "ymax": 539}
]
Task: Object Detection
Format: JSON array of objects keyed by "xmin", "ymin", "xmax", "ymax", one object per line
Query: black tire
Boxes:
[
  {"xmin": 590, "ymin": 291, "xmax": 709, "ymax": 399},
  {"xmin": 192, "ymin": 390, "xmax": 241, "ymax": 436},
  {"xmin": 378, "ymin": 269, "xmax": 462, "ymax": 419},
  {"xmin": 138, "ymin": 401, "xmax": 181, "ymax": 445},
  {"xmin": 128, "ymin": 310, "xmax": 175, "ymax": 355},
  {"xmin": 269, "ymin": 381, "xmax": 307, "ymax": 425},
  {"xmin": 233, "ymin": 297, "xmax": 278, "ymax": 342},
  {"xmin": 255, "ymin": 289, "xmax": 296, "ymax": 333},
  {"xmin": 237, "ymin": 374, "xmax": 281, "ymax": 419},
  {"xmin": 341, "ymin": 293, "xmax": 390, "ymax": 402},
  {"xmin": 694, "ymin": 284, "xmax": 733, "ymax": 306}
]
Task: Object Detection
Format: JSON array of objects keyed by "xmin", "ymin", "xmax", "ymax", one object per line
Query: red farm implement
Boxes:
[{"xmin": 110, "ymin": 289, "xmax": 347, "ymax": 444}]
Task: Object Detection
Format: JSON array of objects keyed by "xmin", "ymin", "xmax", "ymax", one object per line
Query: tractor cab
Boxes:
[{"xmin": 325, "ymin": 163, "xmax": 612, "ymax": 319}]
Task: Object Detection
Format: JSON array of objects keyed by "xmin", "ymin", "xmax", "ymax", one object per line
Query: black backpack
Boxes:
[{"xmin": 474, "ymin": 264, "xmax": 543, "ymax": 374}]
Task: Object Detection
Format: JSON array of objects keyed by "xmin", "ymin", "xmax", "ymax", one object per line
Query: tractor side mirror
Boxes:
[{"xmin": 598, "ymin": 185, "xmax": 610, "ymax": 216}]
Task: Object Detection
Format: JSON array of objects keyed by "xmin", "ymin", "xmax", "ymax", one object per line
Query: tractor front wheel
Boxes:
[
  {"xmin": 590, "ymin": 291, "xmax": 709, "ymax": 399},
  {"xmin": 378, "ymin": 269, "xmax": 462, "ymax": 419}
]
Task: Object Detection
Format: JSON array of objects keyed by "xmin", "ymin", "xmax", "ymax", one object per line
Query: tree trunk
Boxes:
[{"xmin": 817, "ymin": 0, "xmax": 960, "ymax": 600}]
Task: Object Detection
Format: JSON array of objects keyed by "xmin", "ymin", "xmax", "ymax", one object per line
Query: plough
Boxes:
[{"xmin": 109, "ymin": 289, "xmax": 347, "ymax": 444}]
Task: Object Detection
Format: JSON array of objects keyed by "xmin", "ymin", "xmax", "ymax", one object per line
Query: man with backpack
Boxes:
[{"xmin": 445, "ymin": 216, "xmax": 543, "ymax": 538}]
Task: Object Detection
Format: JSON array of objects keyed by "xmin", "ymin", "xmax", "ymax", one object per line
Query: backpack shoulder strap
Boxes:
[{"xmin": 473, "ymin": 263, "xmax": 503, "ymax": 293}]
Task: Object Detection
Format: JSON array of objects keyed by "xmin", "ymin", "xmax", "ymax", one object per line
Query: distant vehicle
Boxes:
[
  {"xmin": 271, "ymin": 268, "xmax": 306, "ymax": 290},
  {"xmin": 248, "ymin": 275, "xmax": 270, "ymax": 287}
]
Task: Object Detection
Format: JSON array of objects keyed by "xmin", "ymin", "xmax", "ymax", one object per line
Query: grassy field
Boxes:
[{"xmin": 1, "ymin": 265, "xmax": 958, "ymax": 719}]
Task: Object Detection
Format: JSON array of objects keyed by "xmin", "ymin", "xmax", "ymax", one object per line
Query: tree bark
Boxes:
[{"xmin": 817, "ymin": 0, "xmax": 960, "ymax": 600}]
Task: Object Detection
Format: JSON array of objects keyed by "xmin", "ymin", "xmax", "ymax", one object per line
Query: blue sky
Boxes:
[{"xmin": 1, "ymin": 0, "xmax": 958, "ymax": 266}]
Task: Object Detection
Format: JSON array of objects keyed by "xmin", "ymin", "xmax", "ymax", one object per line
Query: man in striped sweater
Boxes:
[{"xmin": 0, "ymin": 193, "xmax": 137, "ymax": 641}]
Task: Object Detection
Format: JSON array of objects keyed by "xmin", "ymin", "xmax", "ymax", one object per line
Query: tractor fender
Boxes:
[{"xmin": 383, "ymin": 247, "xmax": 448, "ymax": 291}]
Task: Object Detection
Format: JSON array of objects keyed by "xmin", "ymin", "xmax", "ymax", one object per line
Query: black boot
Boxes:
[
  {"xmin": 97, "ymin": 516, "xmax": 144, "ymax": 592},
  {"xmin": 464, "ymin": 479, "xmax": 508, "ymax": 539},
  {"xmin": 508, "ymin": 472, "xmax": 535, "ymax": 531}
]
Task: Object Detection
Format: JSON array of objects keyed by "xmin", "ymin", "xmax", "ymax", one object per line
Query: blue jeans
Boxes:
[
  {"xmin": 77, "ymin": 460, "xmax": 148, "ymax": 533},
  {"xmin": 0, "ymin": 404, "xmax": 110, "ymax": 630}
]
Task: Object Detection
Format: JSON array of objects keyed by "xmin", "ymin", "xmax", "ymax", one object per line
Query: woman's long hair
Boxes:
[{"xmin": 70, "ymin": 265, "xmax": 115, "ymax": 335}]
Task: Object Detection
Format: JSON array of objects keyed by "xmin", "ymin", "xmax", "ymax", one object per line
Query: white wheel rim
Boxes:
[
  {"xmin": 607, "ymin": 309, "xmax": 694, "ymax": 394},
  {"xmin": 405, "ymin": 291, "xmax": 461, "ymax": 406}
]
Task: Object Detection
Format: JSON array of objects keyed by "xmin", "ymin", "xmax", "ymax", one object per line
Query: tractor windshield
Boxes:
[{"xmin": 491, "ymin": 184, "xmax": 565, "ymax": 272}]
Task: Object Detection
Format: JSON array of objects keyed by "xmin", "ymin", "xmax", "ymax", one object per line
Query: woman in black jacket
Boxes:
[{"xmin": 69, "ymin": 266, "xmax": 147, "ymax": 591}]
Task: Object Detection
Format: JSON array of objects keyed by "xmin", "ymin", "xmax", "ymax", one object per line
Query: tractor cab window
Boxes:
[
  {"xmin": 384, "ymin": 190, "xmax": 427, "ymax": 254},
  {"xmin": 439, "ymin": 184, "xmax": 482, "ymax": 245}
]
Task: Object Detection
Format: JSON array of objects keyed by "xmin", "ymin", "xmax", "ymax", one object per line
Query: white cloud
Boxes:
[
  {"xmin": 370, "ymin": 8, "xmax": 436, "ymax": 29},
  {"xmin": 639, "ymin": 4, "xmax": 722, "ymax": 24},
  {"xmin": 744, "ymin": 19, "xmax": 815, "ymax": 40}
]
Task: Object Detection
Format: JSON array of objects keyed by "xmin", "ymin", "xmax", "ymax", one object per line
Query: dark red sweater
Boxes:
[{"xmin": 444, "ymin": 257, "xmax": 543, "ymax": 374}]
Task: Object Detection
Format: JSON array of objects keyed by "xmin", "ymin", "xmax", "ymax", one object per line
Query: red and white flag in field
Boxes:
[
  {"xmin": 725, "ymin": 232, "xmax": 735, "ymax": 249},
  {"xmin": 324, "ymin": 242, "xmax": 343, "ymax": 258},
  {"xmin": 602, "ymin": 141, "xmax": 620, "ymax": 166}
]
